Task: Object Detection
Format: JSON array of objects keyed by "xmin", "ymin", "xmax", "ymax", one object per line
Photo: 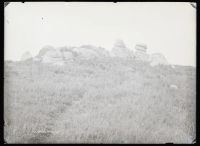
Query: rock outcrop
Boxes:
[
  {"xmin": 150, "ymin": 53, "xmax": 168, "ymax": 67},
  {"xmin": 35, "ymin": 46, "xmax": 75, "ymax": 65},
  {"xmin": 28, "ymin": 41, "xmax": 170, "ymax": 67},
  {"xmin": 21, "ymin": 51, "xmax": 32, "ymax": 61},
  {"xmin": 73, "ymin": 45, "xmax": 110, "ymax": 59},
  {"xmin": 134, "ymin": 44, "xmax": 150, "ymax": 62},
  {"xmin": 111, "ymin": 39, "xmax": 132, "ymax": 58},
  {"xmin": 73, "ymin": 46, "xmax": 99, "ymax": 59},
  {"xmin": 133, "ymin": 44, "xmax": 168, "ymax": 66},
  {"xmin": 37, "ymin": 45, "xmax": 55, "ymax": 58},
  {"xmin": 85, "ymin": 46, "xmax": 110, "ymax": 58},
  {"xmin": 63, "ymin": 51, "xmax": 74, "ymax": 60},
  {"xmin": 58, "ymin": 46, "xmax": 76, "ymax": 61},
  {"xmin": 32, "ymin": 45, "xmax": 110, "ymax": 65},
  {"xmin": 42, "ymin": 49, "xmax": 63, "ymax": 64}
]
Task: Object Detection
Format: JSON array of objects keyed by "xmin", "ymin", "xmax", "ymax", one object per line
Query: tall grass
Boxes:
[{"xmin": 4, "ymin": 59, "xmax": 196, "ymax": 143}]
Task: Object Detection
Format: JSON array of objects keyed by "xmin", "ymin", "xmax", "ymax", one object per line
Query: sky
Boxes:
[{"xmin": 4, "ymin": 2, "xmax": 196, "ymax": 66}]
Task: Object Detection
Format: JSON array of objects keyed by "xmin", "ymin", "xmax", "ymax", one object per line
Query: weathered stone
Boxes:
[
  {"xmin": 111, "ymin": 39, "xmax": 132, "ymax": 58},
  {"xmin": 63, "ymin": 51, "xmax": 74, "ymax": 60},
  {"xmin": 42, "ymin": 49, "xmax": 63, "ymax": 63},
  {"xmin": 73, "ymin": 46, "xmax": 99, "ymax": 59},
  {"xmin": 150, "ymin": 53, "xmax": 168, "ymax": 67},
  {"xmin": 37, "ymin": 45, "xmax": 55, "ymax": 58},
  {"xmin": 134, "ymin": 44, "xmax": 150, "ymax": 62},
  {"xmin": 135, "ymin": 44, "xmax": 147, "ymax": 53},
  {"xmin": 84, "ymin": 46, "xmax": 110, "ymax": 58}
]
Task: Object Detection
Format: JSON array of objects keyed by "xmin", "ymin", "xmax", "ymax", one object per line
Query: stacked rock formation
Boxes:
[{"xmin": 134, "ymin": 44, "xmax": 150, "ymax": 62}]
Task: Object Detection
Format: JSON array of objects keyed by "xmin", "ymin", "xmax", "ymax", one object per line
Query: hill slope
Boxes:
[{"xmin": 4, "ymin": 58, "xmax": 196, "ymax": 143}]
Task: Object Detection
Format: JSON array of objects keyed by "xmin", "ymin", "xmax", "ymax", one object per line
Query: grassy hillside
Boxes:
[{"xmin": 4, "ymin": 58, "xmax": 196, "ymax": 143}]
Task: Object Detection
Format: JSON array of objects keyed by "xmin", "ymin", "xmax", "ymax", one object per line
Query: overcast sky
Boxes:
[{"xmin": 4, "ymin": 2, "xmax": 196, "ymax": 66}]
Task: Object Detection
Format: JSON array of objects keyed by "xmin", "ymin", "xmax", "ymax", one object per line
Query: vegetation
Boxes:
[{"xmin": 4, "ymin": 58, "xmax": 196, "ymax": 143}]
